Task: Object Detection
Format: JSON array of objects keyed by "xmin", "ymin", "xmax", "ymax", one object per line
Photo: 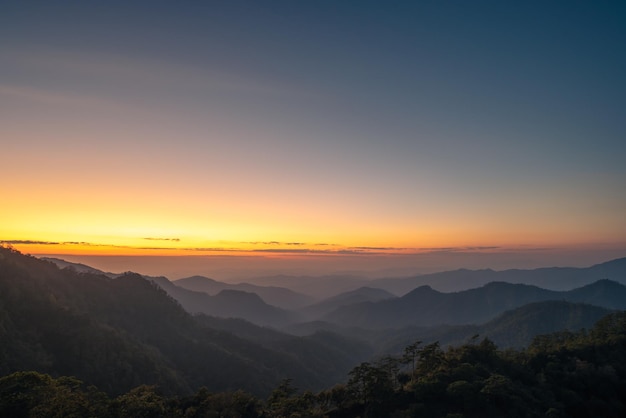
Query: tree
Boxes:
[
  {"xmin": 401, "ymin": 340, "xmax": 422, "ymax": 379},
  {"xmin": 265, "ymin": 378, "xmax": 317, "ymax": 417},
  {"xmin": 113, "ymin": 385, "xmax": 167, "ymax": 418},
  {"xmin": 0, "ymin": 371, "xmax": 110, "ymax": 418}
]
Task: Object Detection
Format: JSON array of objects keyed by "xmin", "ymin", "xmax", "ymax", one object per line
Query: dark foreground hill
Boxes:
[
  {"xmin": 42, "ymin": 258, "xmax": 301, "ymax": 327},
  {"xmin": 2, "ymin": 310, "xmax": 625, "ymax": 417},
  {"xmin": 0, "ymin": 246, "xmax": 369, "ymax": 396}
]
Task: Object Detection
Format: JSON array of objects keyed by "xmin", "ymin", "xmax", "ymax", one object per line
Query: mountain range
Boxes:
[
  {"xmin": 44, "ymin": 258, "xmax": 300, "ymax": 327},
  {"xmin": 323, "ymin": 279, "xmax": 626, "ymax": 329},
  {"xmin": 298, "ymin": 286, "xmax": 396, "ymax": 320},
  {"xmin": 4, "ymin": 247, "xmax": 624, "ymax": 397},
  {"xmin": 247, "ymin": 257, "xmax": 626, "ymax": 297},
  {"xmin": 0, "ymin": 247, "xmax": 369, "ymax": 395},
  {"xmin": 370, "ymin": 257, "xmax": 626, "ymax": 294},
  {"xmin": 44, "ymin": 255, "xmax": 626, "ymax": 331},
  {"xmin": 174, "ymin": 275, "xmax": 314, "ymax": 310},
  {"xmin": 149, "ymin": 275, "xmax": 298, "ymax": 327}
]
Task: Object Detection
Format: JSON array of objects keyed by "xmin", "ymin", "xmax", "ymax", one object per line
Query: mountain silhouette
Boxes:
[
  {"xmin": 245, "ymin": 274, "xmax": 371, "ymax": 299},
  {"xmin": 0, "ymin": 246, "xmax": 368, "ymax": 395},
  {"xmin": 376, "ymin": 300, "xmax": 612, "ymax": 354},
  {"xmin": 42, "ymin": 258, "xmax": 299, "ymax": 327},
  {"xmin": 174, "ymin": 275, "xmax": 314, "ymax": 309},
  {"xmin": 147, "ymin": 275, "xmax": 297, "ymax": 327},
  {"xmin": 323, "ymin": 279, "xmax": 626, "ymax": 329},
  {"xmin": 298, "ymin": 286, "xmax": 397, "ymax": 319},
  {"xmin": 371, "ymin": 257, "xmax": 626, "ymax": 294}
]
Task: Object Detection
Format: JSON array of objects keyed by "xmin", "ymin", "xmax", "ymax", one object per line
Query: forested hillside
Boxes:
[
  {"xmin": 2, "ymin": 311, "xmax": 625, "ymax": 417},
  {"xmin": 0, "ymin": 246, "xmax": 369, "ymax": 396}
]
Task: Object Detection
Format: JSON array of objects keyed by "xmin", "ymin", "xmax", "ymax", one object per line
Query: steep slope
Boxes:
[
  {"xmin": 41, "ymin": 258, "xmax": 300, "ymax": 326},
  {"xmin": 196, "ymin": 315, "xmax": 372, "ymax": 385},
  {"xmin": 40, "ymin": 257, "xmax": 116, "ymax": 277},
  {"xmin": 0, "ymin": 247, "xmax": 363, "ymax": 396},
  {"xmin": 376, "ymin": 301, "xmax": 612, "ymax": 355},
  {"xmin": 174, "ymin": 275, "xmax": 314, "ymax": 309},
  {"xmin": 478, "ymin": 300, "xmax": 611, "ymax": 348},
  {"xmin": 323, "ymin": 280, "xmax": 626, "ymax": 329},
  {"xmin": 565, "ymin": 279, "xmax": 626, "ymax": 309}
]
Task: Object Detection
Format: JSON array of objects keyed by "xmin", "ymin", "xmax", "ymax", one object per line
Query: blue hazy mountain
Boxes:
[
  {"xmin": 174, "ymin": 275, "xmax": 314, "ymax": 310},
  {"xmin": 323, "ymin": 279, "xmax": 626, "ymax": 329},
  {"xmin": 371, "ymin": 257, "xmax": 626, "ymax": 294},
  {"xmin": 148, "ymin": 275, "xmax": 298, "ymax": 327},
  {"xmin": 298, "ymin": 286, "xmax": 397, "ymax": 320}
]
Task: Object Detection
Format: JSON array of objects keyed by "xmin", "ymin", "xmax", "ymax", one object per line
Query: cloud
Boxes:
[
  {"xmin": 249, "ymin": 247, "xmax": 395, "ymax": 256},
  {"xmin": 1, "ymin": 240, "xmax": 120, "ymax": 247},
  {"xmin": 251, "ymin": 248, "xmax": 315, "ymax": 254},
  {"xmin": 143, "ymin": 237, "xmax": 181, "ymax": 242},
  {"xmin": 417, "ymin": 246, "xmax": 502, "ymax": 253},
  {"xmin": 351, "ymin": 246, "xmax": 408, "ymax": 251},
  {"xmin": 1, "ymin": 239, "xmax": 412, "ymax": 256},
  {"xmin": 1, "ymin": 240, "xmax": 60, "ymax": 245},
  {"xmin": 243, "ymin": 241, "xmax": 305, "ymax": 246},
  {"xmin": 3, "ymin": 238, "xmax": 519, "ymax": 258}
]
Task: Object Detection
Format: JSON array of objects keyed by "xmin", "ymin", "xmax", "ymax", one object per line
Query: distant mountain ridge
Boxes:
[
  {"xmin": 244, "ymin": 274, "xmax": 372, "ymax": 299},
  {"xmin": 323, "ymin": 279, "xmax": 626, "ymax": 329},
  {"xmin": 174, "ymin": 275, "xmax": 314, "ymax": 309},
  {"xmin": 371, "ymin": 257, "xmax": 626, "ymax": 294},
  {"xmin": 148, "ymin": 276, "xmax": 298, "ymax": 327},
  {"xmin": 241, "ymin": 257, "xmax": 626, "ymax": 298},
  {"xmin": 298, "ymin": 286, "xmax": 397, "ymax": 320},
  {"xmin": 41, "ymin": 256, "xmax": 626, "ymax": 330},
  {"xmin": 44, "ymin": 256, "xmax": 626, "ymax": 299}
]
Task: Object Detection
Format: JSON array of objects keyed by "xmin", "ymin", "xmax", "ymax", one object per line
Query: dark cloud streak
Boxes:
[
  {"xmin": 5, "ymin": 239, "xmax": 532, "ymax": 258},
  {"xmin": 143, "ymin": 237, "xmax": 181, "ymax": 242}
]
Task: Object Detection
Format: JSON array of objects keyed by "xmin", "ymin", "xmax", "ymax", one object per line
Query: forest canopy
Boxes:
[{"xmin": 2, "ymin": 310, "xmax": 626, "ymax": 417}]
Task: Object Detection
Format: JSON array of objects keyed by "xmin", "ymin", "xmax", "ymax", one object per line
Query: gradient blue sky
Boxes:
[{"xmin": 1, "ymin": 1, "xmax": 625, "ymax": 277}]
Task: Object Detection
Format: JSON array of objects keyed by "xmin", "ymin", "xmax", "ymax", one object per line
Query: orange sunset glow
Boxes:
[{"xmin": 1, "ymin": 1, "xmax": 625, "ymax": 278}]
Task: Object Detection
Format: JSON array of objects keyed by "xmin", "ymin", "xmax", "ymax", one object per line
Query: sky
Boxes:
[{"xmin": 1, "ymin": 1, "xmax": 625, "ymax": 279}]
